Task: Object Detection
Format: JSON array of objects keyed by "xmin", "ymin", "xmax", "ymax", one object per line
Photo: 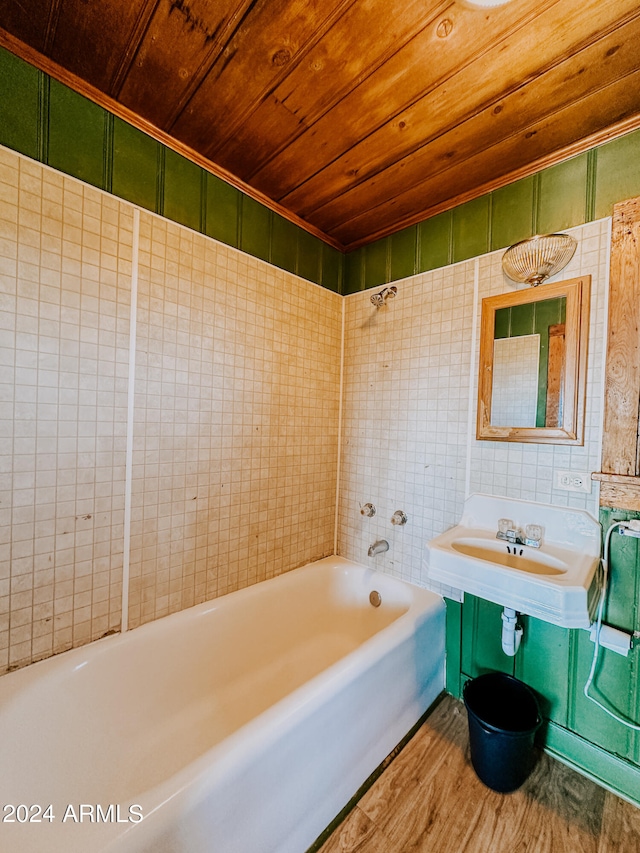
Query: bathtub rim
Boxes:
[{"xmin": 0, "ymin": 555, "xmax": 445, "ymax": 852}]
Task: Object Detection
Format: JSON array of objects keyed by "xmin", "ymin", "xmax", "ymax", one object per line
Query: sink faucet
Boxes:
[
  {"xmin": 368, "ymin": 539, "xmax": 389, "ymax": 557},
  {"xmin": 497, "ymin": 527, "xmax": 522, "ymax": 544},
  {"xmin": 496, "ymin": 519, "xmax": 542, "ymax": 549}
]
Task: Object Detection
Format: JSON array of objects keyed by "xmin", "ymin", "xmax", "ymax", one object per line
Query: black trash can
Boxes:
[{"xmin": 463, "ymin": 672, "xmax": 542, "ymax": 793}]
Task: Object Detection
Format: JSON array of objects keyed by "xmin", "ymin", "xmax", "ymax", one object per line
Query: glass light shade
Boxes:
[{"xmin": 501, "ymin": 234, "xmax": 578, "ymax": 287}]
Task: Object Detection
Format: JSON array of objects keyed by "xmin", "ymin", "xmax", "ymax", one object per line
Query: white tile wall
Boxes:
[
  {"xmin": 470, "ymin": 219, "xmax": 609, "ymax": 514},
  {"xmin": 338, "ymin": 219, "xmax": 610, "ymax": 597},
  {"xmin": 128, "ymin": 213, "xmax": 342, "ymax": 628},
  {"xmin": 0, "ymin": 147, "xmax": 131, "ymax": 671},
  {"xmin": 0, "ymin": 140, "xmax": 613, "ymax": 672},
  {"xmin": 1, "ymin": 147, "xmax": 342, "ymax": 670},
  {"xmin": 338, "ymin": 261, "xmax": 476, "ymax": 597}
]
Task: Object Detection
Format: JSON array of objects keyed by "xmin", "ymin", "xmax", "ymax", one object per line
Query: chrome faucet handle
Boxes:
[
  {"xmin": 524, "ymin": 524, "xmax": 542, "ymax": 548},
  {"xmin": 496, "ymin": 519, "xmax": 518, "ymax": 542},
  {"xmin": 391, "ymin": 510, "xmax": 407, "ymax": 525}
]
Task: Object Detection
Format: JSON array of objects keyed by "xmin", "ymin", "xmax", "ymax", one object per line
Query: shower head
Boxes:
[{"xmin": 370, "ymin": 285, "xmax": 397, "ymax": 308}]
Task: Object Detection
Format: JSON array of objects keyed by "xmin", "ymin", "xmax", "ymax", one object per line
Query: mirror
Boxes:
[{"xmin": 477, "ymin": 276, "xmax": 590, "ymax": 444}]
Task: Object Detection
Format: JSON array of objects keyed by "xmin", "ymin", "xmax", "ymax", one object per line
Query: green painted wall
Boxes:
[
  {"xmin": 445, "ymin": 508, "xmax": 640, "ymax": 804},
  {"xmin": 344, "ymin": 137, "xmax": 640, "ymax": 294},
  {"xmin": 0, "ymin": 47, "xmax": 343, "ymax": 293}
]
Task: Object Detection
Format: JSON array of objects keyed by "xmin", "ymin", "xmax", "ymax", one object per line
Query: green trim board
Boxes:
[
  {"xmin": 0, "ymin": 46, "xmax": 342, "ymax": 293},
  {"xmin": 544, "ymin": 721, "xmax": 640, "ymax": 809},
  {"xmin": 444, "ymin": 598, "xmax": 463, "ymax": 700}
]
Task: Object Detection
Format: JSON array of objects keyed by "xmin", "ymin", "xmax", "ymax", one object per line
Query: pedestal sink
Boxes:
[{"xmin": 425, "ymin": 494, "xmax": 601, "ymax": 628}]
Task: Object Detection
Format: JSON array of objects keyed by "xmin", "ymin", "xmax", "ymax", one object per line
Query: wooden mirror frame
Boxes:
[{"xmin": 477, "ymin": 276, "xmax": 591, "ymax": 444}]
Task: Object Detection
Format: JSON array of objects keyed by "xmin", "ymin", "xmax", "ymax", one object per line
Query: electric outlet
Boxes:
[{"xmin": 554, "ymin": 470, "xmax": 592, "ymax": 494}]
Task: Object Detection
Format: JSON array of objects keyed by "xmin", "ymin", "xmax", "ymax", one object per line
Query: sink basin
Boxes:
[
  {"xmin": 450, "ymin": 538, "xmax": 566, "ymax": 576},
  {"xmin": 425, "ymin": 495, "xmax": 601, "ymax": 628}
]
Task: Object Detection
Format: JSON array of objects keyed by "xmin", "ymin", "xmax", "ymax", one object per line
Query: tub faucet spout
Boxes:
[{"xmin": 368, "ymin": 539, "xmax": 389, "ymax": 557}]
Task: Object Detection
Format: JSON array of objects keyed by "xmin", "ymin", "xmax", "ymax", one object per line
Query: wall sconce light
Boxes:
[{"xmin": 501, "ymin": 233, "xmax": 578, "ymax": 286}]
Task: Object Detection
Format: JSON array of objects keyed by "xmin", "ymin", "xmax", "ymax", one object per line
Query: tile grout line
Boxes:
[
  {"xmin": 121, "ymin": 207, "xmax": 140, "ymax": 633},
  {"xmin": 464, "ymin": 257, "xmax": 480, "ymax": 499},
  {"xmin": 334, "ymin": 297, "xmax": 346, "ymax": 555}
]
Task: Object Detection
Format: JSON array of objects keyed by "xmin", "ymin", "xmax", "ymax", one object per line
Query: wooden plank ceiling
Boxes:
[{"xmin": 1, "ymin": 0, "xmax": 640, "ymax": 251}]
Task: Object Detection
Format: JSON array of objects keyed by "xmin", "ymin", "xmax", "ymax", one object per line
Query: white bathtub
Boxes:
[{"xmin": 0, "ymin": 556, "xmax": 445, "ymax": 853}]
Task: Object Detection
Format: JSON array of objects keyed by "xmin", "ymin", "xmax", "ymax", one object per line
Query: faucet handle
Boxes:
[
  {"xmin": 498, "ymin": 518, "xmax": 514, "ymax": 535},
  {"xmin": 391, "ymin": 510, "xmax": 408, "ymax": 526},
  {"xmin": 525, "ymin": 524, "xmax": 543, "ymax": 547}
]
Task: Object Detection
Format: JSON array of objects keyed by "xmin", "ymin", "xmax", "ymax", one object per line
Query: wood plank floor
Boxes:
[{"xmin": 317, "ymin": 695, "xmax": 640, "ymax": 853}]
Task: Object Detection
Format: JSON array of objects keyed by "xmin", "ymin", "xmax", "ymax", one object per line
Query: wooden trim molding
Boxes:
[
  {"xmin": 592, "ymin": 473, "xmax": 640, "ymax": 511},
  {"xmin": 599, "ymin": 195, "xmax": 640, "ymax": 508}
]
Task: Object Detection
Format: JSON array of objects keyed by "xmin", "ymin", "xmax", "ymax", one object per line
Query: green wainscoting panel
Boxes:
[
  {"xmin": 452, "ymin": 195, "xmax": 490, "ymax": 263},
  {"xmin": 363, "ymin": 237, "xmax": 389, "ymax": 289},
  {"xmin": 445, "ymin": 598, "xmax": 463, "ymax": 700},
  {"xmin": 321, "ymin": 244, "xmax": 343, "ymax": 294},
  {"xmin": 204, "ymin": 173, "xmax": 240, "ymax": 249},
  {"xmin": 163, "ymin": 149, "xmax": 203, "ymax": 233},
  {"xmin": 537, "ymin": 153, "xmax": 588, "ymax": 235},
  {"xmin": 515, "ymin": 617, "xmax": 572, "ymax": 726},
  {"xmin": 544, "ymin": 721, "xmax": 640, "ymax": 808},
  {"xmin": 297, "ymin": 228, "xmax": 322, "ymax": 284},
  {"xmin": 240, "ymin": 195, "xmax": 271, "ymax": 263},
  {"xmin": 418, "ymin": 209, "xmax": 452, "ymax": 272},
  {"xmin": 461, "ymin": 595, "xmax": 515, "ymax": 678},
  {"xmin": 390, "ymin": 226, "xmax": 417, "ymax": 282},
  {"xmin": 344, "ymin": 248, "xmax": 365, "ymax": 294},
  {"xmin": 271, "ymin": 213, "xmax": 298, "ymax": 275},
  {"xmin": 491, "ymin": 176, "xmax": 535, "ymax": 251},
  {"xmin": 594, "ymin": 130, "xmax": 640, "ymax": 221},
  {"xmin": 600, "ymin": 509, "xmax": 640, "ymax": 633},
  {"xmin": 112, "ymin": 117, "xmax": 158, "ymax": 212},
  {"xmin": 48, "ymin": 79, "xmax": 106, "ymax": 189},
  {"xmin": 0, "ymin": 48, "xmax": 41, "ymax": 161},
  {"xmin": 570, "ymin": 630, "xmax": 638, "ymax": 762}
]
